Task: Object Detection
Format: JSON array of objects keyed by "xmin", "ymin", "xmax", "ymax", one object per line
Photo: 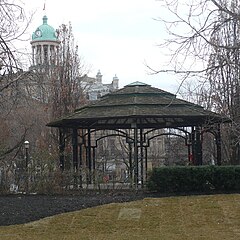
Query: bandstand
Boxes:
[{"xmin": 47, "ymin": 82, "xmax": 228, "ymax": 188}]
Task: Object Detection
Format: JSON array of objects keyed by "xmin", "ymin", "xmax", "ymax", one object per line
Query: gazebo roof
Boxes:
[{"xmin": 47, "ymin": 82, "xmax": 227, "ymax": 129}]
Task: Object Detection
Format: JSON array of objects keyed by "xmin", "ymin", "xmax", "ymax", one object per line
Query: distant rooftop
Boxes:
[{"xmin": 125, "ymin": 81, "xmax": 150, "ymax": 87}]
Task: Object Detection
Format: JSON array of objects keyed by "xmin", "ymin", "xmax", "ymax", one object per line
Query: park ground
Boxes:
[{"xmin": 0, "ymin": 193, "xmax": 240, "ymax": 239}]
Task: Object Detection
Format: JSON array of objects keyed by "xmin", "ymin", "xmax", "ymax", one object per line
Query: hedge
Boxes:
[{"xmin": 147, "ymin": 166, "xmax": 240, "ymax": 193}]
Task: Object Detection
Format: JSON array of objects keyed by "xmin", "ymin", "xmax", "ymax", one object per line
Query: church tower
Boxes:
[
  {"xmin": 28, "ymin": 15, "xmax": 60, "ymax": 102},
  {"xmin": 30, "ymin": 15, "xmax": 60, "ymax": 72}
]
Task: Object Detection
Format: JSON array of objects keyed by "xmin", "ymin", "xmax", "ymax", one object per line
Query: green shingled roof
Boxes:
[{"xmin": 47, "ymin": 82, "xmax": 228, "ymax": 129}]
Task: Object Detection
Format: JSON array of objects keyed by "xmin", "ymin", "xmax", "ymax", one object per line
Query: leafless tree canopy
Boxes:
[
  {"xmin": 0, "ymin": 0, "xmax": 33, "ymax": 160},
  {"xmin": 152, "ymin": 0, "xmax": 240, "ymax": 163},
  {"xmin": 0, "ymin": 0, "xmax": 31, "ymax": 76},
  {"xmin": 152, "ymin": 1, "xmax": 239, "ymax": 71},
  {"xmin": 49, "ymin": 23, "xmax": 87, "ymax": 119}
]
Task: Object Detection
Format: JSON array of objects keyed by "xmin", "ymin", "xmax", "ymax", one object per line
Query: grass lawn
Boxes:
[{"xmin": 0, "ymin": 194, "xmax": 240, "ymax": 240}]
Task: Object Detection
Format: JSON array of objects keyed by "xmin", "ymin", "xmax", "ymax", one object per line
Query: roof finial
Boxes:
[
  {"xmin": 43, "ymin": 15, "xmax": 48, "ymax": 24},
  {"xmin": 43, "ymin": 0, "xmax": 47, "ymax": 11},
  {"xmin": 42, "ymin": 0, "xmax": 48, "ymax": 24}
]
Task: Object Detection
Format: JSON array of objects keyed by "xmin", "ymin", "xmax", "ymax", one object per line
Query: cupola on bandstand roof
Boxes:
[{"xmin": 47, "ymin": 82, "xmax": 226, "ymax": 130}]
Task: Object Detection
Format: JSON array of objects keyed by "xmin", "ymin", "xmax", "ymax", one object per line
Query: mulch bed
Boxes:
[{"xmin": 0, "ymin": 191, "xmax": 148, "ymax": 226}]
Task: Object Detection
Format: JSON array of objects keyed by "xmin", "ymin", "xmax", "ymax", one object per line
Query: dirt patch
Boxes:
[{"xmin": 0, "ymin": 192, "xmax": 147, "ymax": 226}]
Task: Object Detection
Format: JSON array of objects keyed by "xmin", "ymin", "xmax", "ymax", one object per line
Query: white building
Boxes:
[
  {"xmin": 30, "ymin": 15, "xmax": 119, "ymax": 101},
  {"xmin": 81, "ymin": 70, "xmax": 119, "ymax": 101}
]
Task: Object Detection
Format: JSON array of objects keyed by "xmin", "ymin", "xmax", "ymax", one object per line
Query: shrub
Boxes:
[{"xmin": 147, "ymin": 165, "xmax": 240, "ymax": 193}]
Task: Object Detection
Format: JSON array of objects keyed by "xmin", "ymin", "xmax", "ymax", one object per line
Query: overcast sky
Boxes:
[{"xmin": 23, "ymin": 0, "xmax": 178, "ymax": 91}]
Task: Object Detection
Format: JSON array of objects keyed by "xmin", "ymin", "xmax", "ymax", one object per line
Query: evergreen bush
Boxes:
[{"xmin": 147, "ymin": 165, "xmax": 240, "ymax": 193}]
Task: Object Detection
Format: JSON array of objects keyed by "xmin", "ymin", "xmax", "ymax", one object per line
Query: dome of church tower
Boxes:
[
  {"xmin": 30, "ymin": 15, "xmax": 60, "ymax": 71},
  {"xmin": 31, "ymin": 15, "xmax": 59, "ymax": 42}
]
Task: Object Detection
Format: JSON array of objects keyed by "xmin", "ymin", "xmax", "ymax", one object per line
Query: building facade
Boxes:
[{"xmin": 81, "ymin": 70, "xmax": 119, "ymax": 101}]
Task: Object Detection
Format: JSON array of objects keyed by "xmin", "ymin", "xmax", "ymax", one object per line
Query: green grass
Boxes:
[{"xmin": 0, "ymin": 194, "xmax": 240, "ymax": 239}]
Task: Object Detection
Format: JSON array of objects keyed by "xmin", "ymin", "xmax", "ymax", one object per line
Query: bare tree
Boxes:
[
  {"xmin": 0, "ymin": 0, "xmax": 33, "ymax": 161},
  {"xmin": 206, "ymin": 0, "xmax": 240, "ymax": 164},
  {"xmin": 41, "ymin": 23, "xmax": 89, "ymax": 170},
  {"xmin": 49, "ymin": 23, "xmax": 87, "ymax": 120},
  {"xmin": 148, "ymin": 0, "xmax": 240, "ymax": 95},
  {"xmin": 0, "ymin": 0, "xmax": 31, "ymax": 81},
  {"xmin": 150, "ymin": 0, "xmax": 240, "ymax": 164}
]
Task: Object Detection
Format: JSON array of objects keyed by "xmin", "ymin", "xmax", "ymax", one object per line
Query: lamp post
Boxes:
[
  {"xmin": 24, "ymin": 140, "xmax": 29, "ymax": 193},
  {"xmin": 24, "ymin": 141, "xmax": 29, "ymax": 168}
]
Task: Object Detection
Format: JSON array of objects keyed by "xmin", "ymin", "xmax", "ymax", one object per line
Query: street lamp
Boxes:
[
  {"xmin": 24, "ymin": 140, "xmax": 29, "ymax": 193},
  {"xmin": 24, "ymin": 141, "xmax": 30, "ymax": 169}
]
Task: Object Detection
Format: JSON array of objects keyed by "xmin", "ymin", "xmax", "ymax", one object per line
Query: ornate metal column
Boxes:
[
  {"xmin": 92, "ymin": 146, "xmax": 96, "ymax": 183},
  {"xmin": 191, "ymin": 126, "xmax": 203, "ymax": 165},
  {"xmin": 72, "ymin": 128, "xmax": 78, "ymax": 171},
  {"xmin": 140, "ymin": 128, "xmax": 144, "ymax": 188},
  {"xmin": 191, "ymin": 126, "xmax": 196, "ymax": 165},
  {"xmin": 79, "ymin": 142, "xmax": 83, "ymax": 187},
  {"xmin": 145, "ymin": 146, "xmax": 148, "ymax": 181},
  {"xmin": 216, "ymin": 124, "xmax": 222, "ymax": 166},
  {"xmin": 59, "ymin": 128, "xmax": 65, "ymax": 171},
  {"xmin": 128, "ymin": 142, "xmax": 133, "ymax": 184},
  {"xmin": 87, "ymin": 129, "xmax": 92, "ymax": 184},
  {"xmin": 195, "ymin": 126, "xmax": 203, "ymax": 165},
  {"xmin": 133, "ymin": 124, "xmax": 138, "ymax": 188}
]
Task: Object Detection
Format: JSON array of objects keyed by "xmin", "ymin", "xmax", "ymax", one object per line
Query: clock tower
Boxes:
[{"xmin": 30, "ymin": 15, "xmax": 60, "ymax": 72}]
